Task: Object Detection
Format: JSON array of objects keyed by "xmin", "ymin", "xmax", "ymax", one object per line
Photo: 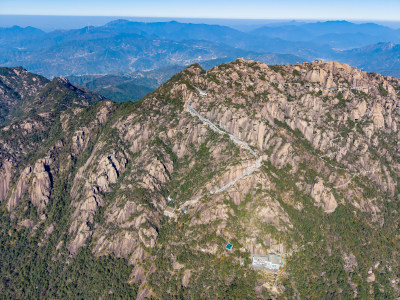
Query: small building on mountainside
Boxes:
[
  {"xmin": 163, "ymin": 207, "xmax": 176, "ymax": 218},
  {"xmin": 251, "ymin": 253, "xmax": 282, "ymax": 272}
]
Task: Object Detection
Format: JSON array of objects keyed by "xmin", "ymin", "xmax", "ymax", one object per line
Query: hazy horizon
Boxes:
[
  {"xmin": 1, "ymin": 15, "xmax": 400, "ymax": 32},
  {"xmin": 2, "ymin": 0, "xmax": 400, "ymax": 23}
]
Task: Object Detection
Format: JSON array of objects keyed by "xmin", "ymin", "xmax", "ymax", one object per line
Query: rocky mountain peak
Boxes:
[
  {"xmin": 54, "ymin": 76, "xmax": 70, "ymax": 85},
  {"xmin": 1, "ymin": 60, "xmax": 400, "ymax": 298}
]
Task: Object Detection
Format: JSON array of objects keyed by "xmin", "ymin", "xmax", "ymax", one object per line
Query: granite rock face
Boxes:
[
  {"xmin": 311, "ymin": 177, "xmax": 338, "ymax": 213},
  {"xmin": 0, "ymin": 159, "xmax": 12, "ymax": 203},
  {"xmin": 30, "ymin": 158, "xmax": 53, "ymax": 211}
]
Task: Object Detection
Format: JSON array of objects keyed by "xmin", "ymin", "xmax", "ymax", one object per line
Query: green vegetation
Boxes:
[
  {"xmin": 271, "ymin": 82, "xmax": 283, "ymax": 93},
  {"xmin": 258, "ymin": 74, "xmax": 266, "ymax": 81},
  {"xmin": 97, "ymin": 83, "xmax": 153, "ymax": 102},
  {"xmin": 207, "ymin": 73, "xmax": 221, "ymax": 84},
  {"xmin": 334, "ymin": 91, "xmax": 348, "ymax": 109},
  {"xmin": 0, "ymin": 85, "xmax": 139, "ymax": 298},
  {"xmin": 149, "ymin": 219, "xmax": 258, "ymax": 298},
  {"xmin": 269, "ymin": 65, "xmax": 285, "ymax": 73},
  {"xmin": 166, "ymin": 132, "xmax": 222, "ymax": 202},
  {"xmin": 0, "ymin": 130, "xmax": 137, "ymax": 298},
  {"xmin": 0, "ymin": 212, "xmax": 137, "ymax": 299},
  {"xmin": 293, "ymin": 69, "xmax": 300, "ymax": 76},
  {"xmin": 378, "ymin": 84, "xmax": 389, "ymax": 97},
  {"xmin": 281, "ymin": 201, "xmax": 400, "ymax": 299},
  {"xmin": 259, "ymin": 145, "xmax": 400, "ymax": 299}
]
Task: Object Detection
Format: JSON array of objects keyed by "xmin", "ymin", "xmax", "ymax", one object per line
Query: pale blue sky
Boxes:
[{"xmin": 1, "ymin": 0, "xmax": 400, "ymax": 20}]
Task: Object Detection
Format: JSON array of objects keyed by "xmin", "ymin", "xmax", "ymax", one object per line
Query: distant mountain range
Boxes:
[
  {"xmin": 1, "ymin": 19, "xmax": 400, "ymax": 78},
  {"xmin": 0, "ymin": 20, "xmax": 305, "ymax": 78},
  {"xmin": 337, "ymin": 42, "xmax": 400, "ymax": 77},
  {"xmin": 251, "ymin": 20, "xmax": 400, "ymax": 49}
]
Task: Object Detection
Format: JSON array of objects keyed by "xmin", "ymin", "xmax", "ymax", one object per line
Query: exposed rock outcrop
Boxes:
[
  {"xmin": 30, "ymin": 158, "xmax": 53, "ymax": 210},
  {"xmin": 311, "ymin": 177, "xmax": 338, "ymax": 213},
  {"xmin": 7, "ymin": 166, "xmax": 31, "ymax": 211},
  {"xmin": 0, "ymin": 160, "xmax": 12, "ymax": 203}
]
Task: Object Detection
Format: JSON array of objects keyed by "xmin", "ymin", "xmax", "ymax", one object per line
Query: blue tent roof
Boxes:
[{"xmin": 225, "ymin": 243, "xmax": 233, "ymax": 250}]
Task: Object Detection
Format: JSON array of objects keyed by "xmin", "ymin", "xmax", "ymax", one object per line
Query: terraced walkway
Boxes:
[{"xmin": 180, "ymin": 92, "xmax": 263, "ymax": 209}]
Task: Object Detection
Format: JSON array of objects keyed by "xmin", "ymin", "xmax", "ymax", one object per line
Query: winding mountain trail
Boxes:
[
  {"xmin": 187, "ymin": 92, "xmax": 258, "ymax": 157},
  {"xmin": 179, "ymin": 92, "xmax": 263, "ymax": 209}
]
